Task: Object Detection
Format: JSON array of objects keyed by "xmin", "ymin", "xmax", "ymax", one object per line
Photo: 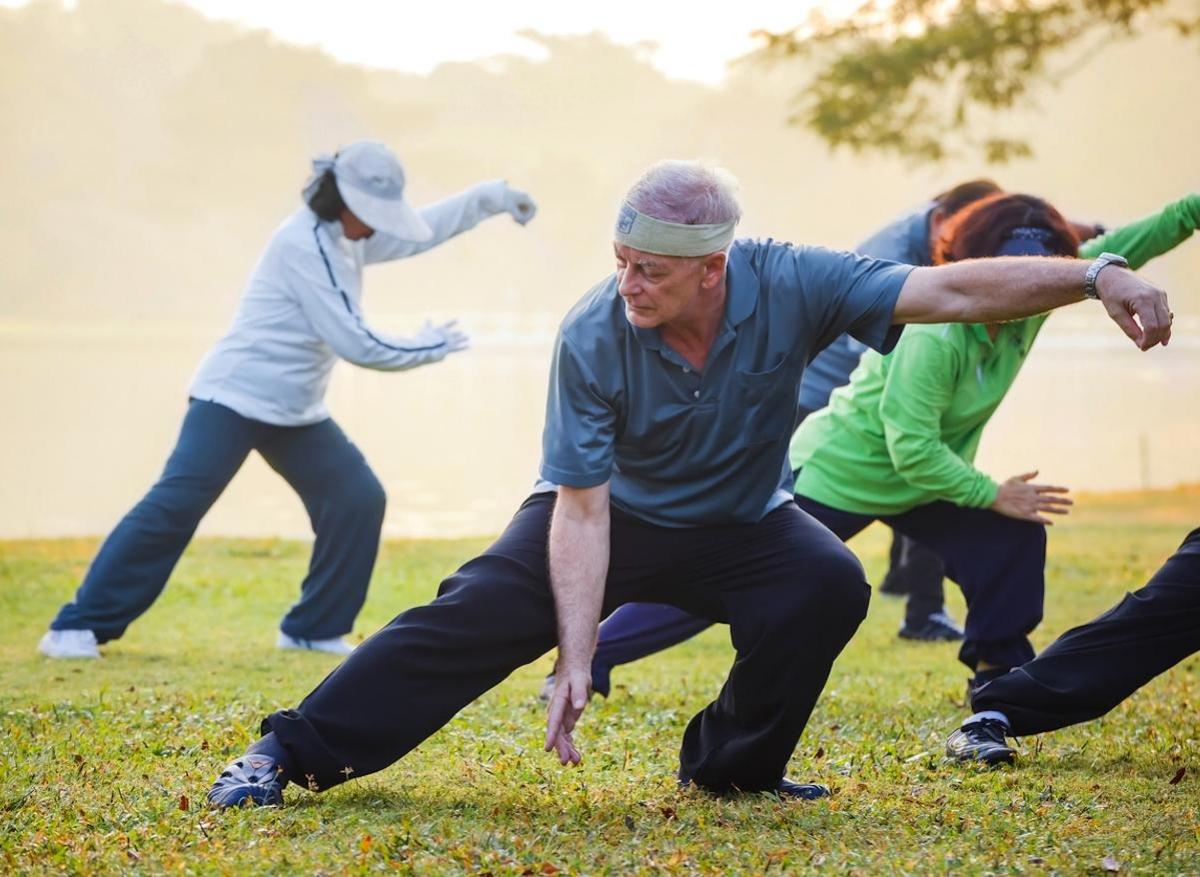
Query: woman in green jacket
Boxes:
[{"xmin": 790, "ymin": 191, "xmax": 1199, "ymax": 690}]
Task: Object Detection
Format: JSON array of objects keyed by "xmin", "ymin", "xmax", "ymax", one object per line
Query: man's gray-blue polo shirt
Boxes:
[{"xmin": 538, "ymin": 238, "xmax": 913, "ymax": 528}]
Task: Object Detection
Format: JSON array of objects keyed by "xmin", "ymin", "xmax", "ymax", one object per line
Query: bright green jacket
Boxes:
[{"xmin": 790, "ymin": 193, "xmax": 1200, "ymax": 515}]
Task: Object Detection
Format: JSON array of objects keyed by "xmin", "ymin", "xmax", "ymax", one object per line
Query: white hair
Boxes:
[{"xmin": 624, "ymin": 160, "xmax": 742, "ymax": 226}]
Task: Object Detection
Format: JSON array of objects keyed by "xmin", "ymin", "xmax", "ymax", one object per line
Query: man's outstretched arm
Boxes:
[
  {"xmin": 893, "ymin": 257, "xmax": 1172, "ymax": 350},
  {"xmin": 544, "ymin": 482, "xmax": 610, "ymax": 766}
]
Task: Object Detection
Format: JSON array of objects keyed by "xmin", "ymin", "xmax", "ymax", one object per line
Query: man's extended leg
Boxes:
[
  {"xmin": 47, "ymin": 400, "xmax": 256, "ymax": 644},
  {"xmin": 258, "ymin": 419, "xmax": 387, "ymax": 643},
  {"xmin": 256, "ymin": 494, "xmax": 562, "ymax": 793},
  {"xmin": 972, "ymin": 527, "xmax": 1200, "ymax": 736},
  {"xmin": 213, "ymin": 493, "xmax": 735, "ymax": 805},
  {"xmin": 676, "ymin": 502, "xmax": 871, "ymax": 793}
]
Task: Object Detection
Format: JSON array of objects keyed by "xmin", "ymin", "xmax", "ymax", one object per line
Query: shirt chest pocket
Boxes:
[{"xmin": 732, "ymin": 354, "xmax": 797, "ymax": 445}]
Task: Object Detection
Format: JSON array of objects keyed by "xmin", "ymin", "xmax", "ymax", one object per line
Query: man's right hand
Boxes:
[
  {"xmin": 544, "ymin": 482, "xmax": 610, "ymax": 768},
  {"xmin": 544, "ymin": 661, "xmax": 591, "ymax": 765},
  {"xmin": 991, "ymin": 471, "xmax": 1073, "ymax": 525}
]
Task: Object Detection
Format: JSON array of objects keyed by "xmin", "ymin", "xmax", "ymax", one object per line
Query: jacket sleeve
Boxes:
[
  {"xmin": 879, "ymin": 331, "xmax": 1000, "ymax": 508},
  {"xmin": 1078, "ymin": 193, "xmax": 1200, "ymax": 269},
  {"xmin": 361, "ymin": 180, "xmax": 508, "ymax": 264},
  {"xmin": 283, "ymin": 235, "xmax": 449, "ymax": 371}
]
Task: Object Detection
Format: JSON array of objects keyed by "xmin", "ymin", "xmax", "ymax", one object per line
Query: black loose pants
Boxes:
[
  {"xmin": 973, "ymin": 527, "xmax": 1200, "ymax": 735},
  {"xmin": 263, "ymin": 493, "xmax": 870, "ymax": 794},
  {"xmin": 796, "ymin": 496, "xmax": 1047, "ymax": 670}
]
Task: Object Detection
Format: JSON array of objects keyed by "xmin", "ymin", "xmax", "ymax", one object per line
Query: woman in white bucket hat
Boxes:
[{"xmin": 39, "ymin": 140, "xmax": 537, "ymax": 659}]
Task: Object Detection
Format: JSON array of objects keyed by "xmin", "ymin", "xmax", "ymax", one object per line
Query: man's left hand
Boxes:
[
  {"xmin": 544, "ymin": 663, "xmax": 590, "ymax": 766},
  {"xmin": 1096, "ymin": 266, "xmax": 1172, "ymax": 351}
]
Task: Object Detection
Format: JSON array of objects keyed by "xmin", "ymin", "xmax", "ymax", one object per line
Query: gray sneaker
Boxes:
[
  {"xmin": 946, "ymin": 718, "xmax": 1016, "ymax": 765},
  {"xmin": 207, "ymin": 753, "xmax": 287, "ymax": 808}
]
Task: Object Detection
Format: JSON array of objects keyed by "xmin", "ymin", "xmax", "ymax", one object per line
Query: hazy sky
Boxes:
[
  {"xmin": 3, "ymin": 0, "xmax": 1197, "ymax": 537},
  {"xmin": 2, "ymin": 0, "xmax": 858, "ymax": 83}
]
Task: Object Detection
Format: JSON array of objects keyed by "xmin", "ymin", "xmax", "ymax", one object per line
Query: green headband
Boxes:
[{"xmin": 614, "ymin": 202, "xmax": 737, "ymax": 257}]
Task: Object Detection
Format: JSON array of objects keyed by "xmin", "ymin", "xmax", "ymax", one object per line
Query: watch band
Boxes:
[{"xmin": 1084, "ymin": 252, "xmax": 1129, "ymax": 300}]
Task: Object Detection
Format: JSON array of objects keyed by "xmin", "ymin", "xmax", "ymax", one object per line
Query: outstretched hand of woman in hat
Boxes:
[
  {"xmin": 501, "ymin": 186, "xmax": 538, "ymax": 225},
  {"xmin": 415, "ymin": 319, "xmax": 471, "ymax": 356}
]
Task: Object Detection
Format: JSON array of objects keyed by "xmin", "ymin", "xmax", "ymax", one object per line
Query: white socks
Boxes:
[{"xmin": 964, "ymin": 710, "xmax": 1010, "ymax": 729}]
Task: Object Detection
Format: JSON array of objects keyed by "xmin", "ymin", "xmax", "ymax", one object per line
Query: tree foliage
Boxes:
[{"xmin": 749, "ymin": 0, "xmax": 1200, "ymax": 163}]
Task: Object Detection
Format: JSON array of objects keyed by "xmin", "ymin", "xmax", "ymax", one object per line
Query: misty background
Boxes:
[{"xmin": 2, "ymin": 0, "xmax": 1198, "ymax": 539}]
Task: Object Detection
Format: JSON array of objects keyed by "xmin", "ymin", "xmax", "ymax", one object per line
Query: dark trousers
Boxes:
[
  {"xmin": 51, "ymin": 399, "xmax": 386, "ymax": 642},
  {"xmin": 881, "ymin": 533, "xmax": 948, "ymax": 625},
  {"xmin": 973, "ymin": 527, "xmax": 1200, "ymax": 735},
  {"xmin": 587, "ymin": 494, "xmax": 1040, "ymax": 683},
  {"xmin": 796, "ymin": 495, "xmax": 1046, "ymax": 670},
  {"xmin": 263, "ymin": 493, "xmax": 870, "ymax": 794}
]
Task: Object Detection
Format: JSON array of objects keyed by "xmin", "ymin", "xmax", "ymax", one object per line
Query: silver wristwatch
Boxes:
[{"xmin": 1083, "ymin": 251, "xmax": 1129, "ymax": 300}]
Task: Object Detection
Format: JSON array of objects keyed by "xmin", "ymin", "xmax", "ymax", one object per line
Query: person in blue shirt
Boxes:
[
  {"xmin": 539, "ymin": 179, "xmax": 1005, "ymax": 702},
  {"xmin": 38, "ymin": 140, "xmax": 537, "ymax": 659},
  {"xmin": 206, "ymin": 159, "xmax": 1171, "ymax": 809}
]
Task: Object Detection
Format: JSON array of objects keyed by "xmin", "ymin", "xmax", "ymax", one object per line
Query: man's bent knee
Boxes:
[
  {"xmin": 820, "ymin": 556, "xmax": 872, "ymax": 626},
  {"xmin": 782, "ymin": 546, "xmax": 870, "ymax": 628}
]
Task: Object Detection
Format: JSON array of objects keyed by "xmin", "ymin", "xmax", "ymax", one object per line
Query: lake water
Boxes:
[{"xmin": 2, "ymin": 312, "xmax": 1197, "ymax": 539}]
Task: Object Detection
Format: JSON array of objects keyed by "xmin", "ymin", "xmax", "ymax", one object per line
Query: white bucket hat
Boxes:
[{"xmin": 303, "ymin": 140, "xmax": 433, "ymax": 242}]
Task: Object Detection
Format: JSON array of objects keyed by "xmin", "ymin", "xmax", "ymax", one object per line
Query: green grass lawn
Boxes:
[{"xmin": 2, "ymin": 489, "xmax": 1198, "ymax": 875}]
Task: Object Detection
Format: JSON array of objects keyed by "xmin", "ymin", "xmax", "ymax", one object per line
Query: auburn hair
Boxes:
[{"xmin": 933, "ymin": 193, "xmax": 1080, "ymax": 265}]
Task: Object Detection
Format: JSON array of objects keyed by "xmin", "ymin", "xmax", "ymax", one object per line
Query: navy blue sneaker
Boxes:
[
  {"xmin": 775, "ymin": 778, "xmax": 832, "ymax": 800},
  {"xmin": 945, "ymin": 719, "xmax": 1016, "ymax": 765},
  {"xmin": 898, "ymin": 610, "xmax": 963, "ymax": 642},
  {"xmin": 679, "ymin": 776, "xmax": 831, "ymax": 800},
  {"xmin": 207, "ymin": 753, "xmax": 287, "ymax": 808}
]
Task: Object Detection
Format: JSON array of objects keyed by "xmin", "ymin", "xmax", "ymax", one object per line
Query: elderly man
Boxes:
[
  {"xmin": 208, "ymin": 161, "xmax": 1170, "ymax": 807},
  {"xmin": 541, "ymin": 179, "xmax": 1008, "ymax": 705}
]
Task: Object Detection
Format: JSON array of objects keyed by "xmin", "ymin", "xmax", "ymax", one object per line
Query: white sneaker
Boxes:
[
  {"xmin": 276, "ymin": 631, "xmax": 355, "ymax": 656},
  {"xmin": 38, "ymin": 629, "xmax": 100, "ymax": 659}
]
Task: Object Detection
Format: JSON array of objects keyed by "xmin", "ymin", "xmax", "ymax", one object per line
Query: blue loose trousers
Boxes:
[{"xmin": 51, "ymin": 399, "xmax": 386, "ymax": 642}]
